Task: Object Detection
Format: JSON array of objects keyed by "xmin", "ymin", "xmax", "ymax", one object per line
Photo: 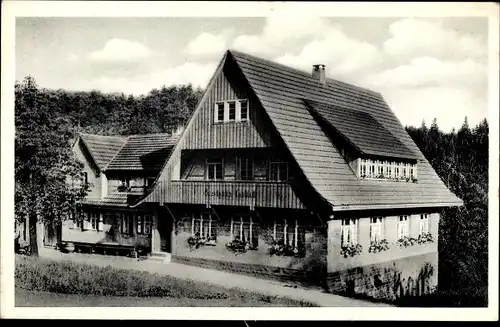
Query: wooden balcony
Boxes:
[{"xmin": 149, "ymin": 180, "xmax": 306, "ymax": 209}]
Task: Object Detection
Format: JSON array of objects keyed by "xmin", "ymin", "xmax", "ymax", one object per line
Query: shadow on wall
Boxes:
[{"xmin": 328, "ymin": 261, "xmax": 436, "ymax": 304}]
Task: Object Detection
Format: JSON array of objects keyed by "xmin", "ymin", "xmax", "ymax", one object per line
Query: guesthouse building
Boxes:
[{"xmin": 129, "ymin": 50, "xmax": 463, "ymax": 300}]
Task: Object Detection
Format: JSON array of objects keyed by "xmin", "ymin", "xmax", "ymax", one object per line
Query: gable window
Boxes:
[
  {"xmin": 269, "ymin": 160, "xmax": 288, "ymax": 181},
  {"xmin": 237, "ymin": 157, "xmax": 254, "ymax": 181},
  {"xmin": 341, "ymin": 218, "xmax": 358, "ymax": 246},
  {"xmin": 370, "ymin": 217, "xmax": 384, "ymax": 242},
  {"xmin": 230, "ymin": 216, "xmax": 258, "ymax": 249},
  {"xmin": 240, "ymin": 100, "xmax": 249, "ymax": 121},
  {"xmin": 397, "ymin": 215, "xmax": 410, "ymax": 239},
  {"xmin": 228, "ymin": 101, "xmax": 236, "ymax": 121},
  {"xmin": 360, "ymin": 159, "xmax": 367, "ymax": 177},
  {"xmin": 420, "ymin": 214, "xmax": 429, "ymax": 235},
  {"xmin": 207, "ymin": 158, "xmax": 223, "ymax": 181},
  {"xmin": 214, "ymin": 99, "xmax": 250, "ymax": 123},
  {"xmin": 192, "ymin": 213, "xmax": 217, "ymax": 243},
  {"xmin": 214, "ymin": 102, "xmax": 225, "ymax": 123}
]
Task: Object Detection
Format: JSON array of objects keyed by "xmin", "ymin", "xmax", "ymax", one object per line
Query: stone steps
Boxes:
[{"xmin": 147, "ymin": 252, "xmax": 171, "ymax": 263}]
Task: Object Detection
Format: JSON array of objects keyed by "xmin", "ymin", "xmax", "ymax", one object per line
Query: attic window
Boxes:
[
  {"xmin": 214, "ymin": 100, "xmax": 249, "ymax": 123},
  {"xmin": 359, "ymin": 158, "xmax": 417, "ymax": 182}
]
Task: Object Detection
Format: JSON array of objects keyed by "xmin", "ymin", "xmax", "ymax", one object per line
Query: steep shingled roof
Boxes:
[
  {"xmin": 135, "ymin": 49, "xmax": 463, "ymax": 210},
  {"xmin": 78, "ymin": 133, "xmax": 128, "ymax": 171},
  {"xmin": 106, "ymin": 134, "xmax": 179, "ymax": 171},
  {"xmin": 78, "ymin": 133, "xmax": 178, "ymax": 172},
  {"xmin": 227, "ymin": 50, "xmax": 462, "ymax": 209},
  {"xmin": 304, "ymin": 99, "xmax": 418, "ymax": 161}
]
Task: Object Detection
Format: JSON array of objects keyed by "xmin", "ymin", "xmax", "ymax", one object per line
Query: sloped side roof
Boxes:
[
  {"xmin": 78, "ymin": 133, "xmax": 128, "ymax": 171},
  {"xmin": 304, "ymin": 99, "xmax": 418, "ymax": 160},
  {"xmin": 106, "ymin": 134, "xmax": 179, "ymax": 171},
  {"xmin": 228, "ymin": 50, "xmax": 463, "ymax": 210},
  {"xmin": 80, "ymin": 193, "xmax": 131, "ymax": 207}
]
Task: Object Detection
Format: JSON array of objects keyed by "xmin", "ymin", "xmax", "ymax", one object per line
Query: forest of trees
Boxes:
[
  {"xmin": 405, "ymin": 118, "xmax": 489, "ymax": 306},
  {"xmin": 15, "ymin": 76, "xmax": 489, "ymax": 306}
]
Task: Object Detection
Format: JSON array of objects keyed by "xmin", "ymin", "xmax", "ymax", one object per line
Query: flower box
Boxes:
[
  {"xmin": 368, "ymin": 239, "xmax": 390, "ymax": 253},
  {"xmin": 340, "ymin": 243, "xmax": 362, "ymax": 258}
]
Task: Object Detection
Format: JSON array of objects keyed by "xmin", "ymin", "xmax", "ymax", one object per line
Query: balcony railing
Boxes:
[{"xmin": 149, "ymin": 180, "xmax": 305, "ymax": 209}]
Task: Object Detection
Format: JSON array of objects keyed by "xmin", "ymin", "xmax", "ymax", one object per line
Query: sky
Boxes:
[{"xmin": 15, "ymin": 14, "xmax": 489, "ymax": 132}]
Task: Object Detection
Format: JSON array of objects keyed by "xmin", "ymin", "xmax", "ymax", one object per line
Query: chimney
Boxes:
[{"xmin": 312, "ymin": 64, "xmax": 326, "ymax": 84}]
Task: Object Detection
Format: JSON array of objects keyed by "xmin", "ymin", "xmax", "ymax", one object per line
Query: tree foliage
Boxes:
[
  {"xmin": 15, "ymin": 76, "xmax": 204, "ymax": 255},
  {"xmin": 406, "ymin": 117, "xmax": 488, "ymax": 296},
  {"xmin": 15, "ymin": 76, "xmax": 90, "ymax": 255}
]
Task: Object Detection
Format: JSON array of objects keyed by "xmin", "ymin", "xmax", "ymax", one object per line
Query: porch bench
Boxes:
[{"xmin": 61, "ymin": 242, "xmax": 146, "ymax": 257}]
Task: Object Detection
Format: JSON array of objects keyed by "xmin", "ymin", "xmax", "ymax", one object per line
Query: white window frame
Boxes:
[
  {"xmin": 191, "ymin": 213, "xmax": 216, "ymax": 240},
  {"xmin": 419, "ymin": 214, "xmax": 429, "ymax": 235},
  {"xmin": 227, "ymin": 101, "xmax": 236, "ymax": 122},
  {"xmin": 341, "ymin": 218, "xmax": 358, "ymax": 246},
  {"xmin": 397, "ymin": 215, "xmax": 410, "ymax": 239},
  {"xmin": 214, "ymin": 102, "xmax": 225, "ymax": 123},
  {"xmin": 370, "ymin": 217, "xmax": 384, "ymax": 242},
  {"xmin": 206, "ymin": 158, "xmax": 223, "ymax": 181},
  {"xmin": 136, "ymin": 214, "xmax": 151, "ymax": 235},
  {"xmin": 230, "ymin": 216, "xmax": 256, "ymax": 243},
  {"xmin": 239, "ymin": 99, "xmax": 249, "ymax": 121},
  {"xmin": 272, "ymin": 219, "xmax": 303, "ymax": 249}
]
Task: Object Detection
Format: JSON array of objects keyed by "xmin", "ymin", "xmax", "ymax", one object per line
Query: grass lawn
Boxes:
[{"xmin": 15, "ymin": 255, "xmax": 317, "ymax": 307}]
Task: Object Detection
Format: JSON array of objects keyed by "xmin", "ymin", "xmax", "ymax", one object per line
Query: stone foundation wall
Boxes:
[{"xmin": 326, "ymin": 252, "xmax": 438, "ymax": 301}]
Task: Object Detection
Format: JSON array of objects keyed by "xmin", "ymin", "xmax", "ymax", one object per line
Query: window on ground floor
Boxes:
[
  {"xmin": 397, "ymin": 215, "xmax": 410, "ymax": 239},
  {"xmin": 370, "ymin": 217, "xmax": 385, "ymax": 242},
  {"xmin": 230, "ymin": 215, "xmax": 258, "ymax": 248},
  {"xmin": 191, "ymin": 212, "xmax": 217, "ymax": 242},
  {"xmin": 272, "ymin": 219, "xmax": 306, "ymax": 251},
  {"xmin": 419, "ymin": 214, "xmax": 429, "ymax": 235},
  {"xmin": 136, "ymin": 214, "xmax": 152, "ymax": 235},
  {"xmin": 341, "ymin": 218, "xmax": 358, "ymax": 246},
  {"xmin": 121, "ymin": 213, "xmax": 134, "ymax": 235}
]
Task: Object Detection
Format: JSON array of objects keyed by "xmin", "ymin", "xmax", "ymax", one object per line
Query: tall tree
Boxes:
[{"xmin": 15, "ymin": 76, "xmax": 89, "ymax": 256}]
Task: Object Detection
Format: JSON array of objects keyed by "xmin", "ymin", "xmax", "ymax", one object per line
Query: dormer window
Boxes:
[
  {"xmin": 359, "ymin": 158, "xmax": 417, "ymax": 182},
  {"xmin": 214, "ymin": 99, "xmax": 249, "ymax": 123}
]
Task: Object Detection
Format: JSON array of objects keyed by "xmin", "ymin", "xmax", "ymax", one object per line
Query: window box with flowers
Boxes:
[
  {"xmin": 417, "ymin": 232, "xmax": 434, "ymax": 244},
  {"xmin": 368, "ymin": 239, "xmax": 390, "ymax": 253},
  {"xmin": 267, "ymin": 219, "xmax": 306, "ymax": 258},
  {"xmin": 225, "ymin": 216, "xmax": 258, "ymax": 254},
  {"xmin": 397, "ymin": 236, "xmax": 417, "ymax": 248},
  {"xmin": 341, "ymin": 243, "xmax": 363, "ymax": 258}
]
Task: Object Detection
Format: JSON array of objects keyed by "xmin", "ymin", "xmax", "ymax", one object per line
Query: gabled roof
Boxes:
[
  {"xmin": 134, "ymin": 49, "xmax": 463, "ymax": 211},
  {"xmin": 106, "ymin": 134, "xmax": 179, "ymax": 171},
  {"xmin": 78, "ymin": 133, "xmax": 128, "ymax": 171},
  {"xmin": 77, "ymin": 133, "xmax": 178, "ymax": 172},
  {"xmin": 227, "ymin": 50, "xmax": 462, "ymax": 210},
  {"xmin": 304, "ymin": 99, "xmax": 418, "ymax": 161}
]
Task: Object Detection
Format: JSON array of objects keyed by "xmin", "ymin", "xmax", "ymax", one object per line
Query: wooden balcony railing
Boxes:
[{"xmin": 147, "ymin": 180, "xmax": 305, "ymax": 209}]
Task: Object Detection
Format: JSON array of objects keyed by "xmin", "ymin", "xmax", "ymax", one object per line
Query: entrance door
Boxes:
[{"xmin": 157, "ymin": 211, "xmax": 172, "ymax": 253}]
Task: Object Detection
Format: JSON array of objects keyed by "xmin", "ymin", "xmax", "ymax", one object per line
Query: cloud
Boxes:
[
  {"xmin": 88, "ymin": 38, "xmax": 153, "ymax": 64},
  {"xmin": 274, "ymin": 30, "xmax": 380, "ymax": 79},
  {"xmin": 185, "ymin": 31, "xmax": 231, "ymax": 59},
  {"xmin": 364, "ymin": 57, "xmax": 487, "ymax": 90},
  {"xmin": 232, "ymin": 10, "xmax": 333, "ymax": 58},
  {"xmin": 231, "ymin": 9, "xmax": 380, "ymax": 79},
  {"xmin": 384, "ymin": 18, "xmax": 487, "ymax": 62},
  {"xmin": 383, "ymin": 86, "xmax": 487, "ymax": 133},
  {"xmin": 86, "ymin": 61, "xmax": 217, "ymax": 95}
]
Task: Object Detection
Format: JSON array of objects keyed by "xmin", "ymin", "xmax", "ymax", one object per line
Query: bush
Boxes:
[{"xmin": 14, "ymin": 255, "xmax": 316, "ymax": 306}]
